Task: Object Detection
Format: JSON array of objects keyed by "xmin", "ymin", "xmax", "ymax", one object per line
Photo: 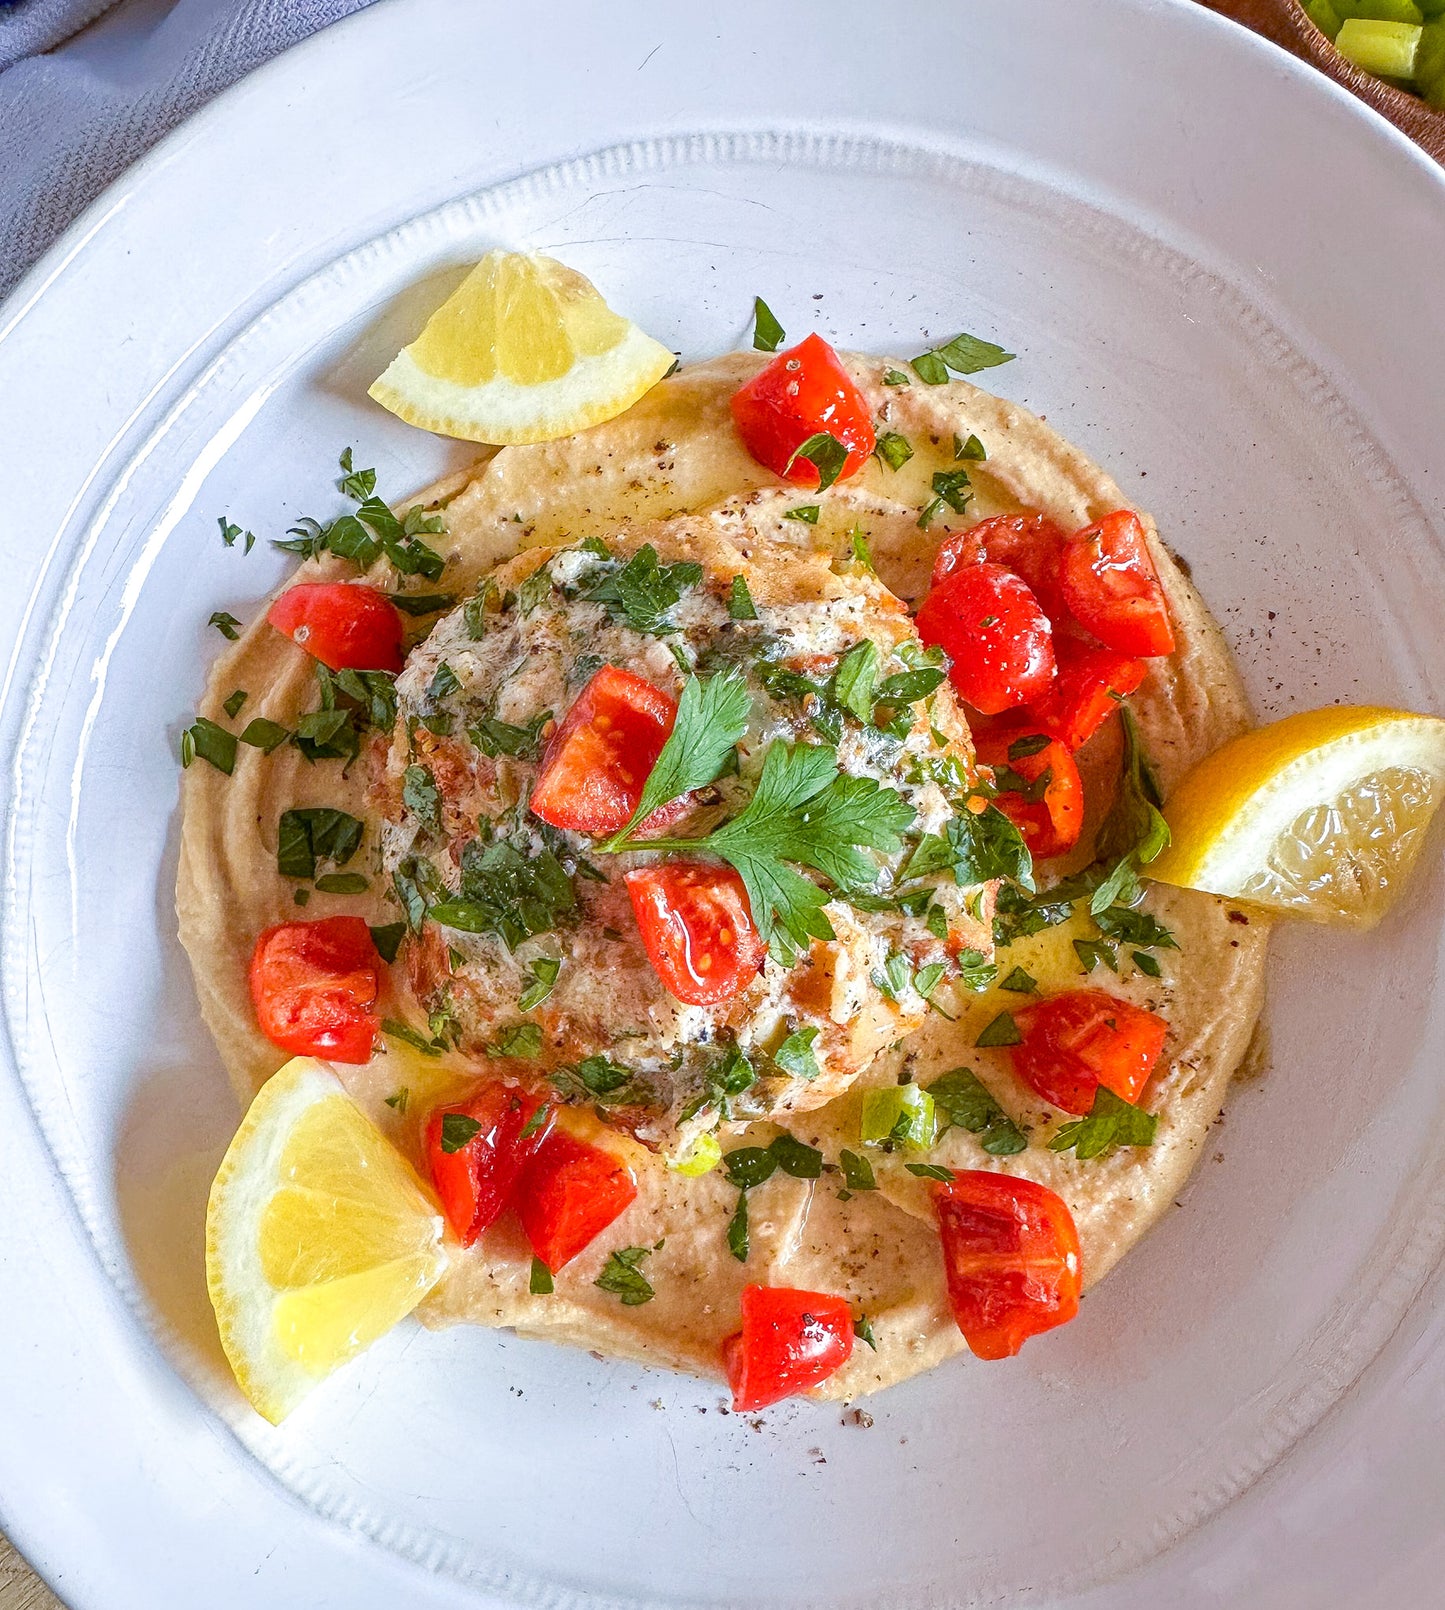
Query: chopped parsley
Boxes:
[
  {"xmin": 222, "ymin": 689, "xmax": 248, "ymax": 720},
  {"xmin": 427, "ymin": 836, "xmax": 577, "ymax": 949},
  {"xmin": 918, "ymin": 469, "xmax": 973, "ymax": 530},
  {"xmin": 954, "ymin": 433, "xmax": 987, "ymax": 461},
  {"xmin": 439, "ymin": 1113, "xmax": 482, "ymax": 1152},
  {"xmin": 517, "ymin": 956, "xmax": 561, "ymax": 1011},
  {"xmin": 275, "ymin": 454, "xmax": 446, "ymax": 580},
  {"xmin": 999, "ymin": 966, "xmax": 1038, "ymax": 994},
  {"xmin": 489, "ymin": 1023, "xmax": 543, "ymax": 1059},
  {"xmin": 218, "ymin": 517, "xmax": 255, "ymax": 553},
  {"xmin": 1049, "ymin": 1086, "xmax": 1157, "ymax": 1159},
  {"xmin": 585, "ymin": 543, "xmax": 702, "ymax": 635},
  {"xmin": 469, "ymin": 710, "xmax": 552, "ymax": 761},
  {"xmin": 782, "ymin": 505, "xmax": 820, "ymax": 525},
  {"xmin": 529, "ymin": 1257, "xmax": 554, "ymax": 1295},
  {"xmin": 402, "ymin": 764, "xmax": 442, "ymax": 834},
  {"xmin": 784, "ymin": 431, "xmax": 848, "ymax": 492},
  {"xmin": 315, "ymin": 872, "xmax": 368, "ymax": 894},
  {"xmin": 752, "ymin": 296, "xmax": 785, "ymax": 352},
  {"xmin": 882, "ymin": 368, "xmax": 911, "ymax": 386},
  {"xmin": 382, "ymin": 1017, "xmax": 443, "ymax": 1057},
  {"xmin": 180, "ymin": 717, "xmax": 237, "ymax": 774},
  {"xmin": 904, "ymin": 1162, "xmax": 956, "ymax": 1181},
  {"xmin": 831, "ymin": 639, "xmax": 880, "ymax": 723},
  {"xmin": 853, "ymin": 1315, "xmax": 878, "ymax": 1350},
  {"xmin": 726, "ymin": 1192, "xmax": 750, "ymax": 1262},
  {"xmin": 838, "ymin": 1148, "xmax": 878, "ymax": 1193},
  {"xmin": 774, "ymin": 1025, "xmax": 822, "ymax": 1081},
  {"xmin": 370, "ymin": 922, "xmax": 406, "ymax": 964},
  {"xmin": 874, "ymin": 431, "xmax": 913, "ymax": 471},
  {"xmin": 912, "ymin": 331, "xmax": 1016, "ymax": 384},
  {"xmin": 594, "ymin": 1246, "xmax": 656, "ymax": 1306},
  {"xmin": 384, "ymin": 1087, "xmax": 409, "ymax": 1113},
  {"xmin": 927, "ymin": 1067, "xmax": 1027, "ymax": 1155},
  {"xmin": 208, "ymin": 610, "xmax": 242, "ymax": 641},
  {"xmin": 276, "ymin": 807, "xmax": 363, "ymax": 881},
  {"xmin": 387, "ymin": 592, "xmax": 455, "ymax": 616},
  {"xmin": 728, "ymin": 574, "xmax": 759, "ymax": 620},
  {"xmin": 1074, "ymin": 936, "xmax": 1119, "ymax": 975},
  {"xmin": 975, "ymin": 1010, "xmax": 1022, "ymax": 1048}
]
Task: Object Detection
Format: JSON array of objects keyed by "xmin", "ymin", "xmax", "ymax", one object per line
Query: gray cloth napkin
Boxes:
[{"xmin": 0, "ymin": 0, "xmax": 375, "ymax": 300}]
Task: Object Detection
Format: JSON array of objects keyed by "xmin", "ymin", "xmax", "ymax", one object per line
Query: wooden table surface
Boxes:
[{"xmin": 2, "ymin": 3, "xmax": 1440, "ymax": 1609}]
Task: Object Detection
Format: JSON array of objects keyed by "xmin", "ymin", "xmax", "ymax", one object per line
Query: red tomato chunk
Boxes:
[
  {"xmin": 974, "ymin": 729, "xmax": 1084, "ymax": 861},
  {"xmin": 730, "ymin": 334, "xmax": 876, "ymax": 487},
  {"xmin": 934, "ymin": 1172, "xmax": 1082, "ymax": 1360},
  {"xmin": 1027, "ymin": 640, "xmax": 1147, "ymax": 752},
  {"xmin": 516, "ymin": 1130, "xmax": 638, "ymax": 1272},
  {"xmin": 915, "ymin": 561, "xmax": 1056, "ymax": 714},
  {"xmin": 1011, "ymin": 989, "xmax": 1168, "ymax": 1115},
  {"xmin": 267, "ymin": 582, "xmax": 404, "ymax": 673},
  {"xmin": 625, "ymin": 861, "xmax": 767, "ymax": 1006},
  {"xmin": 529, "ymin": 665, "xmax": 677, "ymax": 835},
  {"xmin": 1059, "ymin": 510, "xmax": 1175, "ymax": 658},
  {"xmin": 425, "ymin": 1084, "xmax": 554, "ymax": 1247},
  {"xmin": 248, "ymin": 915, "xmax": 381, "ymax": 1064},
  {"xmin": 724, "ymin": 1285, "xmax": 854, "ymax": 1410}
]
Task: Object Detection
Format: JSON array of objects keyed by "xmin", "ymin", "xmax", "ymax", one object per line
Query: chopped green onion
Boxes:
[{"xmin": 860, "ymin": 1084, "xmax": 938, "ymax": 1151}]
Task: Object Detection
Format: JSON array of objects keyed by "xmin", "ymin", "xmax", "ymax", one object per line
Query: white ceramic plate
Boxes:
[{"xmin": 2, "ymin": 1, "xmax": 1443, "ymax": 1605}]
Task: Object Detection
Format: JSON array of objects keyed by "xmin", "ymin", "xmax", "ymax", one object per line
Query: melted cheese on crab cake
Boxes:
[{"xmin": 374, "ymin": 524, "xmax": 994, "ymax": 1146}]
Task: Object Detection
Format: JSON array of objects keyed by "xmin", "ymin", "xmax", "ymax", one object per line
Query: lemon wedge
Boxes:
[
  {"xmin": 1149, "ymin": 705, "xmax": 1445, "ymax": 926},
  {"xmin": 205, "ymin": 1057, "xmax": 447, "ymax": 1423},
  {"xmin": 368, "ymin": 249, "xmax": 675, "ymax": 444}
]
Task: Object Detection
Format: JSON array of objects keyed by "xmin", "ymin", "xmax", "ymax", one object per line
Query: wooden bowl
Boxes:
[{"xmin": 1200, "ymin": 0, "xmax": 1445, "ymax": 160}]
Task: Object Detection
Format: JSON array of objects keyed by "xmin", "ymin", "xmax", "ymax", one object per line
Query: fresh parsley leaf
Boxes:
[
  {"xmin": 882, "ymin": 368, "xmax": 911, "ymax": 386},
  {"xmin": 782, "ymin": 505, "xmax": 820, "ymax": 525},
  {"xmin": 429, "ymin": 837, "xmax": 576, "ymax": 949},
  {"xmin": 769, "ymin": 1132, "xmax": 823, "ymax": 1179},
  {"xmin": 370, "ymin": 922, "xmax": 406, "ymax": 964},
  {"xmin": 917, "ymin": 469, "xmax": 973, "ymax": 530},
  {"xmin": 847, "ymin": 527, "xmax": 876, "ymax": 573},
  {"xmin": 874, "ymin": 432, "xmax": 913, "ymax": 471},
  {"xmin": 595, "ymin": 1245, "xmax": 656, "ymax": 1306},
  {"xmin": 999, "ymin": 966, "xmax": 1038, "ymax": 994},
  {"xmin": 469, "ymin": 710, "xmax": 552, "ymax": 761},
  {"xmin": 839, "ymin": 1148, "xmax": 877, "ymax": 1192},
  {"xmin": 946, "ymin": 805, "xmax": 1034, "ymax": 891},
  {"xmin": 384, "ymin": 1087, "xmax": 409, "ymax": 1113},
  {"xmin": 605, "ymin": 670, "xmax": 750, "ymax": 847},
  {"xmin": 315, "ymin": 872, "xmax": 368, "ymax": 894},
  {"xmin": 181, "ymin": 717, "xmax": 237, "ymax": 774},
  {"xmin": 752, "ymin": 296, "xmax": 785, "ymax": 352},
  {"xmin": 403, "ymin": 765, "xmax": 442, "ymax": 833},
  {"xmin": 277, "ymin": 807, "xmax": 364, "ymax": 880},
  {"xmin": 550, "ymin": 1053, "xmax": 646, "ymax": 1108},
  {"xmin": 222, "ymin": 689, "xmax": 248, "ymax": 720},
  {"xmin": 586, "ymin": 544, "xmax": 702, "ymax": 636},
  {"xmin": 1074, "ymin": 937, "xmax": 1119, "ymax": 974},
  {"xmin": 218, "ymin": 517, "xmax": 253, "ymax": 551},
  {"xmin": 910, "ymin": 351, "xmax": 949, "ymax": 385},
  {"xmin": 854, "ymin": 1314, "xmax": 878, "ymax": 1350},
  {"xmin": 831, "ymin": 640, "xmax": 880, "ymax": 723},
  {"xmin": 386, "ymin": 591, "xmax": 455, "ymax": 616},
  {"xmin": 338, "ymin": 447, "xmax": 377, "ymax": 501},
  {"xmin": 238, "ymin": 718, "xmax": 289, "ymax": 754},
  {"xmin": 1133, "ymin": 950, "xmax": 1163, "ymax": 978},
  {"xmin": 489, "ymin": 1023, "xmax": 543, "ymax": 1059},
  {"xmin": 722, "ymin": 1146, "xmax": 777, "ymax": 1191},
  {"xmin": 517, "ymin": 956, "xmax": 561, "ymax": 1011},
  {"xmin": 1007, "ymin": 734, "xmax": 1051, "ymax": 762},
  {"xmin": 425, "ymin": 662, "xmax": 460, "ymax": 703},
  {"xmin": 784, "ymin": 431, "xmax": 848, "ymax": 492},
  {"xmin": 440, "ymin": 1113, "xmax": 482, "ymax": 1152},
  {"xmin": 1092, "ymin": 707, "xmax": 1170, "ymax": 906},
  {"xmin": 927, "ymin": 1067, "xmax": 1027, "ymax": 1155},
  {"xmin": 874, "ymin": 667, "xmax": 946, "ymax": 708},
  {"xmin": 530, "ymin": 1257, "xmax": 554, "ymax": 1295},
  {"xmin": 727, "ymin": 1191, "xmax": 750, "ymax": 1262},
  {"xmin": 209, "ymin": 610, "xmax": 242, "ymax": 641},
  {"xmin": 975, "ymin": 1011, "xmax": 1021, "ymax": 1048},
  {"xmin": 463, "ymin": 587, "xmax": 493, "ymax": 641},
  {"xmin": 934, "ymin": 331, "xmax": 1016, "ymax": 374},
  {"xmin": 954, "ymin": 947, "xmax": 998, "ymax": 993},
  {"xmin": 729, "ymin": 575, "xmax": 759, "ymax": 620},
  {"xmin": 383, "ymin": 1017, "xmax": 442, "ymax": 1056},
  {"xmin": 1093, "ymin": 904, "xmax": 1177, "ymax": 951},
  {"xmin": 1049, "ymin": 1085, "xmax": 1157, "ymax": 1160},
  {"xmin": 954, "ymin": 433, "xmax": 987, "ymax": 461},
  {"xmin": 518, "ymin": 1103, "xmax": 551, "ymax": 1141},
  {"xmin": 905, "ymin": 1162, "xmax": 956, "ymax": 1181}
]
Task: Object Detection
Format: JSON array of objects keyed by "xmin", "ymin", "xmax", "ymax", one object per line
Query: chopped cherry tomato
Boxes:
[
  {"xmin": 730, "ymin": 334, "xmax": 876, "ymax": 487},
  {"xmin": 935, "ymin": 513, "xmax": 1071, "ymax": 624},
  {"xmin": 625, "ymin": 862, "xmax": 766, "ymax": 1006},
  {"xmin": 515, "ymin": 1130, "xmax": 638, "ymax": 1272},
  {"xmin": 915, "ymin": 562, "xmax": 1056, "ymax": 715},
  {"xmin": 248, "ymin": 915, "xmax": 381, "ymax": 1064},
  {"xmin": 1026, "ymin": 639, "xmax": 1147, "ymax": 751},
  {"xmin": 266, "ymin": 582, "xmax": 404, "ymax": 673},
  {"xmin": 974, "ymin": 729, "xmax": 1084, "ymax": 860},
  {"xmin": 1059, "ymin": 510, "xmax": 1176, "ymax": 658},
  {"xmin": 425, "ymin": 1084, "xmax": 553, "ymax": 1247},
  {"xmin": 933, "ymin": 1172, "xmax": 1082, "ymax": 1360},
  {"xmin": 724, "ymin": 1285, "xmax": 854, "ymax": 1411},
  {"xmin": 529, "ymin": 665, "xmax": 677, "ymax": 835},
  {"xmin": 1011, "ymin": 989, "xmax": 1168, "ymax": 1114}
]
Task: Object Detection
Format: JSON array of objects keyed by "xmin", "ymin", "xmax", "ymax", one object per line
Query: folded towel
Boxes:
[{"xmin": 0, "ymin": 0, "xmax": 374, "ymax": 299}]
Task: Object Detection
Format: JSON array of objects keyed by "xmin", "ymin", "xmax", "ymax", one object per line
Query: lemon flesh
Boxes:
[
  {"xmin": 1149, "ymin": 705, "xmax": 1445, "ymax": 926},
  {"xmin": 205, "ymin": 1057, "xmax": 446, "ymax": 1423},
  {"xmin": 369, "ymin": 249, "xmax": 675, "ymax": 444}
]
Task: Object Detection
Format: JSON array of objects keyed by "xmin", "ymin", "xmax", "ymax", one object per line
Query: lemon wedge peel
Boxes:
[
  {"xmin": 205, "ymin": 1057, "xmax": 446, "ymax": 1424},
  {"xmin": 368, "ymin": 250, "xmax": 675, "ymax": 445},
  {"xmin": 1149, "ymin": 705, "xmax": 1445, "ymax": 927}
]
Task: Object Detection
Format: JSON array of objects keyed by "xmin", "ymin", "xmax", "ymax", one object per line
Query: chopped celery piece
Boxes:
[
  {"xmin": 1335, "ymin": 16, "xmax": 1422, "ymax": 75},
  {"xmin": 860, "ymin": 1084, "xmax": 939, "ymax": 1151},
  {"xmin": 1304, "ymin": 0, "xmax": 1344, "ymax": 38},
  {"xmin": 1333, "ymin": 0, "xmax": 1421, "ymax": 20},
  {"xmin": 668, "ymin": 1132, "xmax": 722, "ymax": 1177}
]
